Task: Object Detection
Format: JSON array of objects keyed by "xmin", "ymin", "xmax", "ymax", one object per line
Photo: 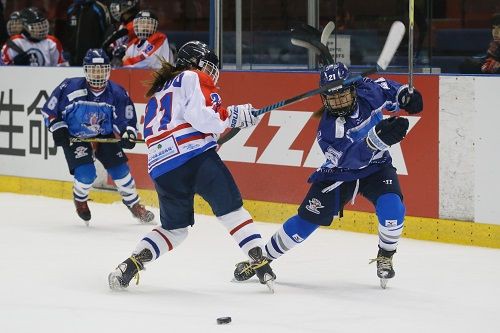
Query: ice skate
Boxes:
[
  {"xmin": 369, "ymin": 247, "xmax": 396, "ymax": 289},
  {"xmin": 108, "ymin": 248, "xmax": 153, "ymax": 290},
  {"xmin": 74, "ymin": 199, "xmax": 91, "ymax": 225},
  {"xmin": 128, "ymin": 203, "xmax": 155, "ymax": 224},
  {"xmin": 234, "ymin": 247, "xmax": 276, "ymax": 293}
]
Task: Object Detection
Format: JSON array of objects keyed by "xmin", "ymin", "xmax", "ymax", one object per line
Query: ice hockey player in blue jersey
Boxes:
[
  {"xmin": 233, "ymin": 62, "xmax": 423, "ymax": 288},
  {"xmin": 42, "ymin": 48, "xmax": 154, "ymax": 225}
]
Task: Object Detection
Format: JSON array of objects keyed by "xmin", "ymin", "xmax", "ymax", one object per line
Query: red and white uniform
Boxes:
[
  {"xmin": 1, "ymin": 34, "xmax": 65, "ymax": 66},
  {"xmin": 143, "ymin": 70, "xmax": 229, "ymax": 179},
  {"xmin": 122, "ymin": 32, "xmax": 173, "ymax": 68}
]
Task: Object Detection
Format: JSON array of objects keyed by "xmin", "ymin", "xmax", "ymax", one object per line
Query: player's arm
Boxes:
[
  {"xmin": 113, "ymin": 86, "xmax": 138, "ymax": 149},
  {"xmin": 371, "ymin": 77, "xmax": 423, "ymax": 114},
  {"xmin": 42, "ymin": 81, "xmax": 70, "ymax": 146}
]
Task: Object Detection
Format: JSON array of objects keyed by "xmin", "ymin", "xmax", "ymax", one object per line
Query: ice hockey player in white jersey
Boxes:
[
  {"xmin": 1, "ymin": 7, "xmax": 66, "ymax": 66},
  {"xmin": 121, "ymin": 10, "xmax": 173, "ymax": 68},
  {"xmin": 108, "ymin": 41, "xmax": 276, "ymax": 292}
]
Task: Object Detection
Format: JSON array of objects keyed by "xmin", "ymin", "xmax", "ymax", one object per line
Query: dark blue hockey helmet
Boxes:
[
  {"xmin": 320, "ymin": 62, "xmax": 357, "ymax": 117},
  {"xmin": 83, "ymin": 49, "xmax": 111, "ymax": 90}
]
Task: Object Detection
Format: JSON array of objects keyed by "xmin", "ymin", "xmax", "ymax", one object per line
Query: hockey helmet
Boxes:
[
  {"xmin": 20, "ymin": 7, "xmax": 49, "ymax": 41},
  {"xmin": 133, "ymin": 10, "xmax": 158, "ymax": 40},
  {"xmin": 110, "ymin": 0, "xmax": 140, "ymax": 22},
  {"xmin": 7, "ymin": 11, "xmax": 23, "ymax": 36},
  {"xmin": 83, "ymin": 49, "xmax": 111, "ymax": 90},
  {"xmin": 176, "ymin": 41, "xmax": 220, "ymax": 84},
  {"xmin": 320, "ymin": 62, "xmax": 357, "ymax": 117}
]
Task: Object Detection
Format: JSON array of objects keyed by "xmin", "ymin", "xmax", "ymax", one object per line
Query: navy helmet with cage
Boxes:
[
  {"xmin": 109, "ymin": 0, "xmax": 140, "ymax": 22},
  {"xmin": 7, "ymin": 11, "xmax": 23, "ymax": 36},
  {"xmin": 133, "ymin": 10, "xmax": 158, "ymax": 40},
  {"xmin": 20, "ymin": 7, "xmax": 49, "ymax": 41},
  {"xmin": 83, "ymin": 49, "xmax": 111, "ymax": 90},
  {"xmin": 176, "ymin": 41, "xmax": 220, "ymax": 84},
  {"xmin": 320, "ymin": 62, "xmax": 357, "ymax": 117}
]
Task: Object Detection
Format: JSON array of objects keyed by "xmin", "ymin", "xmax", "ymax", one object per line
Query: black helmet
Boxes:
[
  {"xmin": 176, "ymin": 41, "xmax": 220, "ymax": 83},
  {"xmin": 20, "ymin": 7, "xmax": 49, "ymax": 41},
  {"xmin": 7, "ymin": 11, "xmax": 23, "ymax": 36},
  {"xmin": 133, "ymin": 10, "xmax": 158, "ymax": 40},
  {"xmin": 109, "ymin": 0, "xmax": 140, "ymax": 22}
]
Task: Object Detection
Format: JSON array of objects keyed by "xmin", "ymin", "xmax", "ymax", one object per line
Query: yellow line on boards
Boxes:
[{"xmin": 1, "ymin": 175, "xmax": 499, "ymax": 249}]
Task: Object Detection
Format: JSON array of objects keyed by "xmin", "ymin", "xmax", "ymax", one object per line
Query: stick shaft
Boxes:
[
  {"xmin": 69, "ymin": 137, "xmax": 145, "ymax": 143},
  {"xmin": 409, "ymin": 0, "xmax": 414, "ymax": 93}
]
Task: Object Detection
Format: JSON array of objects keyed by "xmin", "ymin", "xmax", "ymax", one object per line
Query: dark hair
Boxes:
[
  {"xmin": 492, "ymin": 13, "xmax": 500, "ymax": 26},
  {"xmin": 145, "ymin": 58, "xmax": 186, "ymax": 97},
  {"xmin": 312, "ymin": 106, "xmax": 325, "ymax": 118}
]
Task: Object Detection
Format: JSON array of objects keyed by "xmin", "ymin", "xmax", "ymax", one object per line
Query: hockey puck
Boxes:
[{"xmin": 216, "ymin": 317, "xmax": 232, "ymax": 325}]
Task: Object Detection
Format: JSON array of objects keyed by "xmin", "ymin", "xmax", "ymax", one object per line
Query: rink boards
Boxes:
[{"xmin": 0, "ymin": 67, "xmax": 499, "ymax": 248}]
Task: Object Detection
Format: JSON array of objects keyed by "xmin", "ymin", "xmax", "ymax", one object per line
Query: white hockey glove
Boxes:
[{"xmin": 227, "ymin": 104, "xmax": 259, "ymax": 129}]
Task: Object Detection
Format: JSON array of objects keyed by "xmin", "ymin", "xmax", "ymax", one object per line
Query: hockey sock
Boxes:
[
  {"xmin": 376, "ymin": 193, "xmax": 405, "ymax": 252},
  {"xmin": 217, "ymin": 207, "xmax": 263, "ymax": 256},
  {"xmin": 107, "ymin": 163, "xmax": 140, "ymax": 207},
  {"xmin": 265, "ymin": 215, "xmax": 318, "ymax": 260},
  {"xmin": 134, "ymin": 227, "xmax": 188, "ymax": 261},
  {"xmin": 73, "ymin": 164, "xmax": 96, "ymax": 202}
]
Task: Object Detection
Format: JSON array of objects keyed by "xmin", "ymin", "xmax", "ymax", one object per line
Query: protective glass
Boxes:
[
  {"xmin": 26, "ymin": 19, "xmax": 49, "ymax": 40},
  {"xmin": 133, "ymin": 17, "xmax": 158, "ymax": 40},
  {"xmin": 84, "ymin": 64, "xmax": 111, "ymax": 89}
]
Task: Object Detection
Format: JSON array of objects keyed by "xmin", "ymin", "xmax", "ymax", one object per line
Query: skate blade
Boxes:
[
  {"xmin": 263, "ymin": 273, "xmax": 275, "ymax": 293},
  {"xmin": 380, "ymin": 278, "xmax": 388, "ymax": 289},
  {"xmin": 108, "ymin": 273, "xmax": 125, "ymax": 291}
]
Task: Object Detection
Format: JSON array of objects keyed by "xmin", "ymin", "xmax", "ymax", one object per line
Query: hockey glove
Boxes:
[
  {"xmin": 13, "ymin": 52, "xmax": 30, "ymax": 65},
  {"xmin": 121, "ymin": 126, "xmax": 138, "ymax": 149},
  {"xmin": 366, "ymin": 116, "xmax": 409, "ymax": 151},
  {"xmin": 49, "ymin": 121, "xmax": 70, "ymax": 147},
  {"xmin": 398, "ymin": 87, "xmax": 423, "ymax": 114},
  {"xmin": 227, "ymin": 104, "xmax": 259, "ymax": 128}
]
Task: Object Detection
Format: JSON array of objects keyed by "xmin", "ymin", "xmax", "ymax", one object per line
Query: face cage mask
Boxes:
[
  {"xmin": 133, "ymin": 17, "xmax": 158, "ymax": 40},
  {"xmin": 26, "ymin": 19, "xmax": 49, "ymax": 41},
  {"xmin": 7, "ymin": 19, "xmax": 23, "ymax": 36},
  {"xmin": 493, "ymin": 26, "xmax": 500, "ymax": 42},
  {"xmin": 84, "ymin": 64, "xmax": 111, "ymax": 90},
  {"xmin": 322, "ymin": 87, "xmax": 357, "ymax": 117},
  {"xmin": 199, "ymin": 59, "xmax": 219, "ymax": 84}
]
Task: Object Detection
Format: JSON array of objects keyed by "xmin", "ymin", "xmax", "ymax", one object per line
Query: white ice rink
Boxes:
[{"xmin": 1, "ymin": 193, "xmax": 499, "ymax": 333}]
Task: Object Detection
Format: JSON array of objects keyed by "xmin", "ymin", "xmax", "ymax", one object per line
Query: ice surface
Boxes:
[{"xmin": 1, "ymin": 193, "xmax": 499, "ymax": 333}]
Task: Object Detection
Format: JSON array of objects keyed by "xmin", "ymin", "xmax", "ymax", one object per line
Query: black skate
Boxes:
[
  {"xmin": 128, "ymin": 203, "xmax": 155, "ymax": 224},
  {"xmin": 369, "ymin": 247, "xmax": 396, "ymax": 289},
  {"xmin": 74, "ymin": 199, "xmax": 91, "ymax": 225},
  {"xmin": 234, "ymin": 247, "xmax": 276, "ymax": 293},
  {"xmin": 108, "ymin": 248, "xmax": 153, "ymax": 290}
]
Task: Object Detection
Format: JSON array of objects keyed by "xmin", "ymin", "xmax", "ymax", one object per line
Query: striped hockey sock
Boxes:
[
  {"xmin": 73, "ymin": 179, "xmax": 92, "ymax": 202},
  {"xmin": 134, "ymin": 227, "xmax": 188, "ymax": 260},
  {"xmin": 113, "ymin": 172, "xmax": 140, "ymax": 207},
  {"xmin": 218, "ymin": 207, "xmax": 263, "ymax": 256}
]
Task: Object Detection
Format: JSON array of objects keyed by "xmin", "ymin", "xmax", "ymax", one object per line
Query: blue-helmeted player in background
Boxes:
[
  {"xmin": 234, "ymin": 62, "xmax": 423, "ymax": 288},
  {"xmin": 42, "ymin": 48, "xmax": 155, "ymax": 225}
]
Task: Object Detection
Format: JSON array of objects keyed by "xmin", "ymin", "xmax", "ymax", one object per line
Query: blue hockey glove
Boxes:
[
  {"xmin": 49, "ymin": 121, "xmax": 70, "ymax": 147},
  {"xmin": 121, "ymin": 126, "xmax": 137, "ymax": 149},
  {"xmin": 227, "ymin": 104, "xmax": 259, "ymax": 128},
  {"xmin": 366, "ymin": 116, "xmax": 409, "ymax": 151},
  {"xmin": 398, "ymin": 87, "xmax": 423, "ymax": 114}
]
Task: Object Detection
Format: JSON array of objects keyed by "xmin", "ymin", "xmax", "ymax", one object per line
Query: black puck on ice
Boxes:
[{"xmin": 216, "ymin": 317, "xmax": 232, "ymax": 325}]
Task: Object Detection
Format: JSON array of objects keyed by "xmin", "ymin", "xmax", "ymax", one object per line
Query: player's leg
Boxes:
[
  {"xmin": 96, "ymin": 142, "xmax": 154, "ymax": 223},
  {"xmin": 108, "ymin": 162, "xmax": 195, "ymax": 290},
  {"xmin": 361, "ymin": 165, "xmax": 405, "ymax": 284},
  {"xmin": 61, "ymin": 141, "xmax": 95, "ymax": 222},
  {"xmin": 234, "ymin": 180, "xmax": 355, "ymax": 281},
  {"xmin": 194, "ymin": 149, "xmax": 275, "ymax": 285}
]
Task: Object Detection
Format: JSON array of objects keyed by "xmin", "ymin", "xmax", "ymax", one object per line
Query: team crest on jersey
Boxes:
[
  {"xmin": 74, "ymin": 146, "xmax": 88, "ymax": 159},
  {"xmin": 324, "ymin": 146, "xmax": 342, "ymax": 168},
  {"xmin": 306, "ymin": 198, "xmax": 324, "ymax": 214},
  {"xmin": 83, "ymin": 112, "xmax": 106, "ymax": 135},
  {"xmin": 25, "ymin": 48, "xmax": 46, "ymax": 66}
]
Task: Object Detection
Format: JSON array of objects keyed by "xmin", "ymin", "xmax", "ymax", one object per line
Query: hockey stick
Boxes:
[
  {"xmin": 69, "ymin": 137, "xmax": 145, "ymax": 143},
  {"xmin": 291, "ymin": 22, "xmax": 334, "ymax": 65},
  {"xmin": 321, "ymin": 21, "xmax": 336, "ymax": 46},
  {"xmin": 408, "ymin": 0, "xmax": 415, "ymax": 94},
  {"xmin": 217, "ymin": 21, "xmax": 405, "ymax": 146}
]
